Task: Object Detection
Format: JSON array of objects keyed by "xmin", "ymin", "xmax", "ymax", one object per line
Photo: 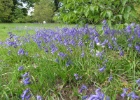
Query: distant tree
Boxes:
[
  {"xmin": 34, "ymin": 0, "xmax": 55, "ymax": 22},
  {"xmin": 0, "ymin": 0, "xmax": 13, "ymax": 22}
]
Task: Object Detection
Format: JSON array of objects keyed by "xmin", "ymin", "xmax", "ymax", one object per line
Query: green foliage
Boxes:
[
  {"xmin": 34, "ymin": 0, "xmax": 55, "ymax": 22},
  {"xmin": 0, "ymin": 0, "xmax": 13, "ymax": 22},
  {"xmin": 54, "ymin": 0, "xmax": 140, "ymax": 24}
]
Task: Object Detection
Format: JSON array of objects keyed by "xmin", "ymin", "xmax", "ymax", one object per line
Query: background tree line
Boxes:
[{"xmin": 0, "ymin": 0, "xmax": 140, "ymax": 25}]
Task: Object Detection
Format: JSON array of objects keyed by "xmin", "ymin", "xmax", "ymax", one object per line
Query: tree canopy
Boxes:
[
  {"xmin": 34, "ymin": 0, "xmax": 54, "ymax": 22},
  {"xmin": 54, "ymin": 0, "xmax": 140, "ymax": 25},
  {"xmin": 0, "ymin": 0, "xmax": 13, "ymax": 22}
]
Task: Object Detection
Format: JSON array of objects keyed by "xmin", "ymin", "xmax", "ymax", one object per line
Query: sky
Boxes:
[{"xmin": 21, "ymin": 2, "xmax": 34, "ymax": 16}]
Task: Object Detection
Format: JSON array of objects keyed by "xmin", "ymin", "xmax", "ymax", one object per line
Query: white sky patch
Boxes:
[
  {"xmin": 28, "ymin": 7, "xmax": 34, "ymax": 16},
  {"xmin": 18, "ymin": 2, "xmax": 34, "ymax": 16}
]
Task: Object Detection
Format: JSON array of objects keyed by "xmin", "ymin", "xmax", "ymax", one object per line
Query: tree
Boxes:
[
  {"xmin": 54, "ymin": 0, "xmax": 140, "ymax": 25},
  {"xmin": 0, "ymin": 0, "xmax": 13, "ymax": 22},
  {"xmin": 34, "ymin": 0, "xmax": 55, "ymax": 22}
]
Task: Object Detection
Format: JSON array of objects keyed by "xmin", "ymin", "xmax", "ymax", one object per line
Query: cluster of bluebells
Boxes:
[
  {"xmin": 120, "ymin": 78, "xmax": 140, "ymax": 99},
  {"xmin": 18, "ymin": 66, "xmax": 32, "ymax": 100},
  {"xmin": 2, "ymin": 22, "xmax": 140, "ymax": 59},
  {"xmin": 22, "ymin": 72, "xmax": 31, "ymax": 85},
  {"xmin": 121, "ymin": 88, "xmax": 139, "ymax": 100},
  {"xmin": 1, "ymin": 21, "xmax": 140, "ymax": 99},
  {"xmin": 18, "ymin": 66, "xmax": 42, "ymax": 100},
  {"xmin": 79, "ymin": 85, "xmax": 110, "ymax": 100}
]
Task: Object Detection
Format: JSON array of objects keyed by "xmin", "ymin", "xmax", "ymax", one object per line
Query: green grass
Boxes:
[{"xmin": 0, "ymin": 23, "xmax": 140, "ymax": 100}]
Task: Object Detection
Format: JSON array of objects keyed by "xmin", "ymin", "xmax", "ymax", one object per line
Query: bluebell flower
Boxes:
[
  {"xmin": 127, "ymin": 92, "xmax": 139, "ymax": 100},
  {"xmin": 23, "ymin": 77, "xmax": 31, "ymax": 85},
  {"xmin": 108, "ymin": 75, "xmax": 113, "ymax": 82},
  {"xmin": 69, "ymin": 39, "xmax": 76, "ymax": 46},
  {"xmin": 96, "ymin": 51, "xmax": 103, "ymax": 57},
  {"xmin": 82, "ymin": 95, "xmax": 88, "ymax": 100},
  {"xmin": 108, "ymin": 43, "xmax": 113, "ymax": 49},
  {"xmin": 121, "ymin": 88, "xmax": 128, "ymax": 98},
  {"xmin": 81, "ymin": 52, "xmax": 85, "ymax": 57},
  {"xmin": 74, "ymin": 73, "xmax": 79, "ymax": 80},
  {"xmin": 94, "ymin": 37, "xmax": 100, "ymax": 45},
  {"xmin": 58, "ymin": 52, "xmax": 66, "ymax": 59},
  {"xmin": 22, "ymin": 72, "xmax": 31, "ymax": 85},
  {"xmin": 87, "ymin": 88, "xmax": 110, "ymax": 100},
  {"xmin": 136, "ymin": 78, "xmax": 140, "ymax": 87},
  {"xmin": 119, "ymin": 50, "xmax": 124, "ymax": 56},
  {"xmin": 22, "ymin": 72, "xmax": 29, "ymax": 78},
  {"xmin": 101, "ymin": 39, "xmax": 108, "ymax": 47},
  {"xmin": 128, "ymin": 43, "xmax": 132, "ymax": 47},
  {"xmin": 18, "ymin": 66, "xmax": 24, "ymax": 71},
  {"xmin": 74, "ymin": 73, "xmax": 82, "ymax": 80},
  {"xmin": 126, "ymin": 25, "xmax": 131, "ymax": 33},
  {"xmin": 36, "ymin": 95, "xmax": 42, "ymax": 100},
  {"xmin": 79, "ymin": 85, "xmax": 87, "ymax": 93},
  {"xmin": 18, "ymin": 48, "xmax": 25, "ymax": 55},
  {"xmin": 95, "ymin": 88, "xmax": 105, "ymax": 98},
  {"xmin": 21, "ymin": 88, "xmax": 31, "ymax": 100},
  {"xmin": 99, "ymin": 66, "xmax": 106, "ymax": 72},
  {"xmin": 78, "ymin": 40, "xmax": 83, "ymax": 47},
  {"xmin": 135, "ymin": 45, "xmax": 140, "ymax": 52},
  {"xmin": 50, "ymin": 44, "xmax": 58, "ymax": 54},
  {"xmin": 88, "ymin": 94, "xmax": 99, "ymax": 100}
]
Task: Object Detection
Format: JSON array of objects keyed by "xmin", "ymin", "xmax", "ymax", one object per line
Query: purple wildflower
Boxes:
[
  {"xmin": 18, "ymin": 48, "xmax": 25, "ymax": 55},
  {"xmin": 23, "ymin": 77, "xmax": 31, "ymax": 85},
  {"xmin": 74, "ymin": 73, "xmax": 79, "ymax": 80},
  {"xmin": 126, "ymin": 25, "xmax": 131, "ymax": 33},
  {"xmin": 81, "ymin": 52, "xmax": 85, "ymax": 57},
  {"xmin": 127, "ymin": 92, "xmax": 139, "ymax": 100},
  {"xmin": 78, "ymin": 40, "xmax": 83, "ymax": 47},
  {"xmin": 21, "ymin": 88, "xmax": 31, "ymax": 100},
  {"xmin": 22, "ymin": 72, "xmax": 31, "ymax": 85},
  {"xmin": 79, "ymin": 85, "xmax": 87, "ymax": 93},
  {"xmin": 87, "ymin": 88, "xmax": 110, "ymax": 100},
  {"xmin": 121, "ymin": 88, "xmax": 128, "ymax": 98},
  {"xmin": 82, "ymin": 95, "xmax": 88, "ymax": 100},
  {"xmin": 74, "ymin": 73, "xmax": 82, "ymax": 80},
  {"xmin": 119, "ymin": 50, "xmax": 124, "ymax": 56},
  {"xmin": 22, "ymin": 72, "xmax": 29, "ymax": 78},
  {"xmin": 96, "ymin": 51, "xmax": 103, "ymax": 57},
  {"xmin": 18, "ymin": 66, "xmax": 24, "ymax": 71},
  {"xmin": 58, "ymin": 52, "xmax": 66, "ymax": 59},
  {"xmin": 136, "ymin": 78, "xmax": 140, "ymax": 87},
  {"xmin": 36, "ymin": 95, "xmax": 42, "ymax": 100},
  {"xmin": 95, "ymin": 88, "xmax": 105, "ymax": 98},
  {"xmin": 50, "ymin": 44, "xmax": 58, "ymax": 54},
  {"xmin": 135, "ymin": 45, "xmax": 140, "ymax": 52},
  {"xmin": 99, "ymin": 66, "xmax": 106, "ymax": 72},
  {"xmin": 94, "ymin": 37, "xmax": 100, "ymax": 45},
  {"xmin": 108, "ymin": 75, "xmax": 113, "ymax": 82}
]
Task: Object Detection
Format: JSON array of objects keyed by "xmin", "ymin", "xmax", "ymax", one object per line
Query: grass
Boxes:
[{"xmin": 0, "ymin": 23, "xmax": 140, "ymax": 100}]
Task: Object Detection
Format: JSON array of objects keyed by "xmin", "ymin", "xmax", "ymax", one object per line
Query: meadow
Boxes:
[{"xmin": 0, "ymin": 22, "xmax": 140, "ymax": 100}]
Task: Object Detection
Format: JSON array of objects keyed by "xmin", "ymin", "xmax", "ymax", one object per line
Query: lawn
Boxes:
[{"xmin": 0, "ymin": 22, "xmax": 140, "ymax": 100}]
